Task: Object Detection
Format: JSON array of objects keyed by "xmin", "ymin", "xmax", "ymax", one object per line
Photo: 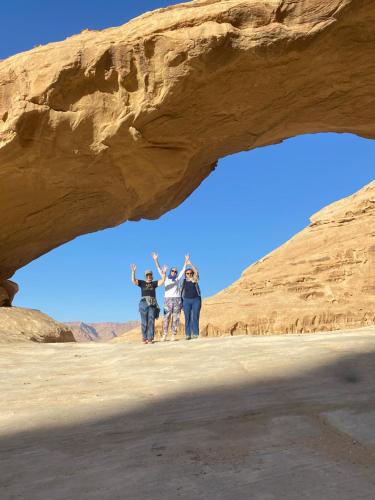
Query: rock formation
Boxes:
[
  {"xmin": 66, "ymin": 321, "xmax": 139, "ymax": 341},
  {"xmin": 1, "ymin": 0, "xmax": 375, "ymax": 284},
  {"xmin": 0, "ymin": 308, "xmax": 75, "ymax": 342},
  {"xmin": 201, "ymin": 180, "xmax": 375, "ymax": 335},
  {"xmin": 115, "ymin": 181, "xmax": 375, "ymax": 341},
  {"xmin": 0, "ymin": 280, "xmax": 18, "ymax": 306}
]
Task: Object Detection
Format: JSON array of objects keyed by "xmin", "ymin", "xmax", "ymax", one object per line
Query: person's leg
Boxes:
[
  {"xmin": 147, "ymin": 305, "xmax": 156, "ymax": 342},
  {"xmin": 171, "ymin": 298, "xmax": 182, "ymax": 339},
  {"xmin": 162, "ymin": 298, "xmax": 172, "ymax": 340},
  {"xmin": 138, "ymin": 300, "xmax": 148, "ymax": 342},
  {"xmin": 192, "ymin": 297, "xmax": 202, "ymax": 338},
  {"xmin": 183, "ymin": 298, "xmax": 193, "ymax": 339}
]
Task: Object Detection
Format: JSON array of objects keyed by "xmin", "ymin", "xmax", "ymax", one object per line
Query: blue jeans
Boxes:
[
  {"xmin": 183, "ymin": 297, "xmax": 201, "ymax": 338},
  {"xmin": 139, "ymin": 300, "xmax": 156, "ymax": 341}
]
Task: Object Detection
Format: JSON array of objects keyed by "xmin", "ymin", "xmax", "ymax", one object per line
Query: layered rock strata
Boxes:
[
  {"xmin": 1, "ymin": 0, "xmax": 375, "ymax": 282},
  {"xmin": 202, "ymin": 181, "xmax": 375, "ymax": 335},
  {"xmin": 0, "ymin": 308, "xmax": 75, "ymax": 343}
]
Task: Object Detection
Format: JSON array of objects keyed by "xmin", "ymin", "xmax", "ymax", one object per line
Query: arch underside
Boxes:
[{"xmin": 0, "ymin": 0, "xmax": 375, "ymax": 282}]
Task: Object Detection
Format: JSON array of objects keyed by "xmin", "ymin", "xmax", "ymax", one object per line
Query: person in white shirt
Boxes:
[{"xmin": 152, "ymin": 252, "xmax": 189, "ymax": 341}]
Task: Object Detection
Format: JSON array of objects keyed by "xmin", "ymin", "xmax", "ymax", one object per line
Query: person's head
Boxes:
[
  {"xmin": 185, "ymin": 268, "xmax": 194, "ymax": 280},
  {"xmin": 169, "ymin": 267, "xmax": 178, "ymax": 278},
  {"xmin": 144, "ymin": 270, "xmax": 153, "ymax": 282}
]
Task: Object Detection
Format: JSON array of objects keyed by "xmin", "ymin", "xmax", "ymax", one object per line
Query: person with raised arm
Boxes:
[
  {"xmin": 131, "ymin": 263, "xmax": 166, "ymax": 344},
  {"xmin": 152, "ymin": 252, "xmax": 189, "ymax": 341},
  {"xmin": 181, "ymin": 258, "xmax": 202, "ymax": 340}
]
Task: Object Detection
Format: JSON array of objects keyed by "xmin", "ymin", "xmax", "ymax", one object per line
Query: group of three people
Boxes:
[{"xmin": 131, "ymin": 253, "xmax": 201, "ymax": 344}]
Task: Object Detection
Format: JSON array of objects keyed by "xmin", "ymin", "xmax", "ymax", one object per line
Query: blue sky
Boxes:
[{"xmin": 2, "ymin": 2, "xmax": 374, "ymax": 323}]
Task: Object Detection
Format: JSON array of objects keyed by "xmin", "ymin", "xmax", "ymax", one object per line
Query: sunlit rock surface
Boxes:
[
  {"xmin": 0, "ymin": 307, "xmax": 75, "ymax": 343},
  {"xmin": 202, "ymin": 180, "xmax": 375, "ymax": 335},
  {"xmin": 1, "ymin": 0, "xmax": 375, "ymax": 282},
  {"xmin": 2, "ymin": 329, "xmax": 375, "ymax": 498}
]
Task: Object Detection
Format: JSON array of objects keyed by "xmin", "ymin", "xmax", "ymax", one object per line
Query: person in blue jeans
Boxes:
[
  {"xmin": 181, "ymin": 259, "xmax": 201, "ymax": 340},
  {"xmin": 131, "ymin": 263, "xmax": 166, "ymax": 344}
]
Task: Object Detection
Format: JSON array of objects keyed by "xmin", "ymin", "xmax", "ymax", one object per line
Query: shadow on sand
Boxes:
[{"xmin": 2, "ymin": 349, "xmax": 375, "ymax": 499}]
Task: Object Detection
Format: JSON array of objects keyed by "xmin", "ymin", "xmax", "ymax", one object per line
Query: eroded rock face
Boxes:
[
  {"xmin": 1, "ymin": 0, "xmax": 375, "ymax": 281},
  {"xmin": 201, "ymin": 181, "xmax": 375, "ymax": 335},
  {"xmin": 0, "ymin": 280, "xmax": 18, "ymax": 306},
  {"xmin": 0, "ymin": 308, "xmax": 75, "ymax": 343}
]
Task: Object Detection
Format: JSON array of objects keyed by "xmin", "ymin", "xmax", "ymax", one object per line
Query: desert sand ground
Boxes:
[{"xmin": 2, "ymin": 328, "xmax": 375, "ymax": 499}]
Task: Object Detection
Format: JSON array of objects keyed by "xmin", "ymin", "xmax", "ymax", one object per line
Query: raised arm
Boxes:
[
  {"xmin": 188, "ymin": 259, "xmax": 199, "ymax": 279},
  {"xmin": 157, "ymin": 265, "xmax": 167, "ymax": 287},
  {"xmin": 130, "ymin": 264, "xmax": 138, "ymax": 286},
  {"xmin": 152, "ymin": 252, "xmax": 163, "ymax": 277},
  {"xmin": 178, "ymin": 254, "xmax": 190, "ymax": 280}
]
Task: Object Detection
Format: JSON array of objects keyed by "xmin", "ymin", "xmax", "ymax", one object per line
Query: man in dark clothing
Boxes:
[{"xmin": 131, "ymin": 264, "xmax": 166, "ymax": 343}]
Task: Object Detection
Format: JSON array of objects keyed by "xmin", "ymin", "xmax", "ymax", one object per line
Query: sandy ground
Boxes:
[{"xmin": 1, "ymin": 328, "xmax": 375, "ymax": 499}]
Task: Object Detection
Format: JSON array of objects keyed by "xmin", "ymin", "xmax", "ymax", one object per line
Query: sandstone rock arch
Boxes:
[{"xmin": 1, "ymin": 0, "xmax": 375, "ymax": 282}]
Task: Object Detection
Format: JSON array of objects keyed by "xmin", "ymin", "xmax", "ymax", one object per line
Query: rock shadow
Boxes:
[{"xmin": 2, "ymin": 350, "xmax": 375, "ymax": 499}]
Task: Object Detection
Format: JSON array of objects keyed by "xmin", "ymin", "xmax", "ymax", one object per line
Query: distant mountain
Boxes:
[{"xmin": 65, "ymin": 321, "xmax": 139, "ymax": 342}]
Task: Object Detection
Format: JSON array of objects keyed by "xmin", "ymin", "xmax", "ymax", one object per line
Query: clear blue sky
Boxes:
[{"xmin": 2, "ymin": 2, "xmax": 374, "ymax": 323}]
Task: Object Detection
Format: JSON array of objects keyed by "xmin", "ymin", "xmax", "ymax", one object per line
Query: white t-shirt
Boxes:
[{"xmin": 164, "ymin": 266, "xmax": 186, "ymax": 298}]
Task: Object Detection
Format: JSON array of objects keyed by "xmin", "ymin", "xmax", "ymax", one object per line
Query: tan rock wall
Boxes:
[
  {"xmin": 202, "ymin": 181, "xmax": 375, "ymax": 335},
  {"xmin": 1, "ymin": 0, "xmax": 375, "ymax": 280}
]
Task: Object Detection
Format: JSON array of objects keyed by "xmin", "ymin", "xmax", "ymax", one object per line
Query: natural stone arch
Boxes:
[{"xmin": 0, "ymin": 0, "xmax": 375, "ymax": 282}]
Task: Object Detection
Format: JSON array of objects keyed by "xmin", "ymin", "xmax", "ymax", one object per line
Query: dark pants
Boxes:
[
  {"xmin": 139, "ymin": 300, "xmax": 156, "ymax": 341},
  {"xmin": 183, "ymin": 297, "xmax": 201, "ymax": 338}
]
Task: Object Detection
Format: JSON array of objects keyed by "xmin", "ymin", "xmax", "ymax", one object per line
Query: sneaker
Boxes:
[
  {"xmin": 149, "ymin": 339, "xmax": 154, "ymax": 344},
  {"xmin": 143, "ymin": 339, "xmax": 148, "ymax": 344},
  {"xmin": 161, "ymin": 335, "xmax": 167, "ymax": 342},
  {"xmin": 193, "ymin": 335, "xmax": 199, "ymax": 339},
  {"xmin": 186, "ymin": 336, "xmax": 191, "ymax": 340}
]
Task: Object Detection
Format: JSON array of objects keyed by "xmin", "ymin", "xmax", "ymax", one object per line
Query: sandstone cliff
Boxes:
[
  {"xmin": 201, "ymin": 180, "xmax": 375, "ymax": 335},
  {"xmin": 1, "ymin": 0, "xmax": 375, "ymax": 283},
  {"xmin": 0, "ymin": 308, "xmax": 75, "ymax": 343}
]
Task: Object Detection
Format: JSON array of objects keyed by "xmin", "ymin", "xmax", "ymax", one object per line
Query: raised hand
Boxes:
[
  {"xmin": 161, "ymin": 265, "xmax": 168, "ymax": 274},
  {"xmin": 185, "ymin": 254, "xmax": 190, "ymax": 263},
  {"xmin": 131, "ymin": 263, "xmax": 137, "ymax": 272},
  {"xmin": 151, "ymin": 252, "xmax": 158, "ymax": 260}
]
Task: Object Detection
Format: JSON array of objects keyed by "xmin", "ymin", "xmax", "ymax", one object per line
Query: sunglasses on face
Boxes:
[
  {"xmin": 146, "ymin": 274, "xmax": 153, "ymax": 277},
  {"xmin": 171, "ymin": 269, "xmax": 177, "ymax": 273},
  {"xmin": 186, "ymin": 272, "xmax": 193, "ymax": 276}
]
